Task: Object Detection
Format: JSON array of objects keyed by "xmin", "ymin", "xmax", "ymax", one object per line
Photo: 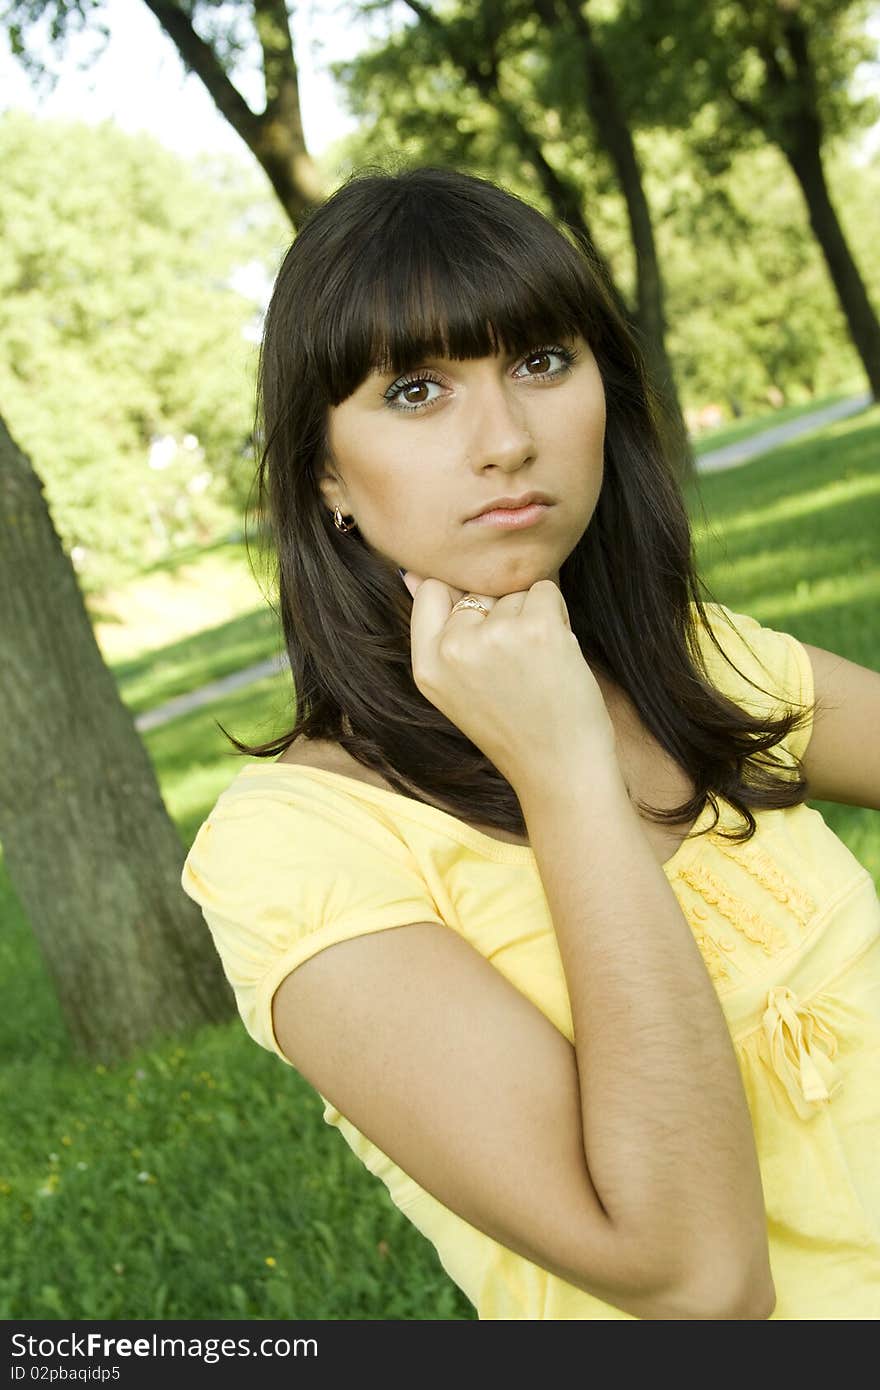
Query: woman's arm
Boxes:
[
  {"xmin": 800, "ymin": 642, "xmax": 880, "ymax": 810},
  {"xmin": 272, "ymin": 734, "xmax": 774, "ymax": 1320},
  {"xmin": 515, "ymin": 738, "xmax": 774, "ymax": 1314}
]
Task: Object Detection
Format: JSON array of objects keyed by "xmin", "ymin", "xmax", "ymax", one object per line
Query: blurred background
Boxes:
[{"xmin": 0, "ymin": 0, "xmax": 878, "ymax": 1321}]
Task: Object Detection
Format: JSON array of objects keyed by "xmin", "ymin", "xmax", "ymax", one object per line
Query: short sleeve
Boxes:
[
  {"xmin": 696, "ymin": 603, "xmax": 815, "ymax": 762},
  {"xmin": 180, "ymin": 781, "xmax": 446, "ymax": 1064}
]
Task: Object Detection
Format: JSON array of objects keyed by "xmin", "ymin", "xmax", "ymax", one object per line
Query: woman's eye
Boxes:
[
  {"xmin": 514, "ymin": 345, "xmax": 579, "ymax": 379},
  {"xmin": 383, "ymin": 373, "xmax": 445, "ymax": 412},
  {"xmin": 383, "ymin": 344, "xmax": 575, "ymax": 408}
]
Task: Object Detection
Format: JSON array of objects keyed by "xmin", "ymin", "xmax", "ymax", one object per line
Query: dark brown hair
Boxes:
[{"xmin": 219, "ymin": 163, "xmax": 821, "ymax": 846}]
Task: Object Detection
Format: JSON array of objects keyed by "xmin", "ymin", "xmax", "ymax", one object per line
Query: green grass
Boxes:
[
  {"xmin": 2, "ymin": 404, "xmax": 879, "ymax": 1319},
  {"xmin": 685, "ymin": 402, "xmax": 880, "ymax": 879},
  {"xmin": 0, "ymin": 1015, "xmax": 469, "ymax": 1319},
  {"xmin": 112, "ymin": 602, "xmax": 282, "ymax": 720},
  {"xmin": 91, "ymin": 534, "xmax": 281, "ymax": 717}
]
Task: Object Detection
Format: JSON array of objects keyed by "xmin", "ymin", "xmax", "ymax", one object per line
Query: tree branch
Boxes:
[
  {"xmin": 726, "ymin": 85, "xmax": 765, "ymax": 128},
  {"xmin": 778, "ymin": 3, "xmax": 820, "ymax": 117},
  {"xmin": 399, "ymin": 0, "xmax": 623, "ymax": 306},
  {"xmin": 401, "ymin": 0, "xmax": 498, "ymax": 96},
  {"xmin": 141, "ymin": 0, "xmax": 323, "ymax": 226},
  {"xmin": 739, "ymin": 0, "xmax": 790, "ymax": 100},
  {"xmin": 140, "ymin": 0, "xmax": 262, "ymax": 147},
  {"xmin": 252, "ymin": 0, "xmax": 298, "ymax": 116}
]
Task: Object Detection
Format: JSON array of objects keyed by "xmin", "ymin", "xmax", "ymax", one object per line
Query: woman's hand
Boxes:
[{"xmin": 401, "ymin": 570, "xmax": 616, "ymax": 790}]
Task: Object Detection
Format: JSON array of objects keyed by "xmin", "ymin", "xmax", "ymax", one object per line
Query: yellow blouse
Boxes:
[{"xmin": 181, "ymin": 603, "xmax": 880, "ymax": 1319}]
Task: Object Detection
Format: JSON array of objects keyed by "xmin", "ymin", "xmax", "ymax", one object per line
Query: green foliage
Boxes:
[
  {"xmin": 610, "ymin": 0, "xmax": 880, "ymax": 144},
  {"xmin": 649, "ymin": 134, "xmax": 880, "ymax": 411},
  {"xmin": 328, "ymin": 3, "xmax": 619, "ymax": 213},
  {"xmin": 0, "ymin": 111, "xmax": 289, "ymax": 593},
  {"xmin": 3, "ymin": 0, "xmax": 110, "ymax": 85}
]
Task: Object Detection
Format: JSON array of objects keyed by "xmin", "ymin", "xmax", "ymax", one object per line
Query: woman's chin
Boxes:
[{"xmin": 453, "ymin": 567, "xmax": 560, "ymax": 599}]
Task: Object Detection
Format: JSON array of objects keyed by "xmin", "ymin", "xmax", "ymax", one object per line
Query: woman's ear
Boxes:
[
  {"xmin": 317, "ymin": 476, "xmax": 333, "ymax": 508},
  {"xmin": 317, "ymin": 454, "xmax": 344, "ymax": 508}
]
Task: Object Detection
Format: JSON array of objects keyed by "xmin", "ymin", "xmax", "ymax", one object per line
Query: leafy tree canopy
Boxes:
[
  {"xmin": 0, "ymin": 110, "xmax": 289, "ymax": 592},
  {"xmin": 605, "ymin": 0, "xmax": 879, "ymax": 164}
]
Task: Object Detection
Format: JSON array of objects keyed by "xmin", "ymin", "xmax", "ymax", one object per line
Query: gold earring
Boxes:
[{"xmin": 333, "ymin": 506, "xmax": 357, "ymax": 532}]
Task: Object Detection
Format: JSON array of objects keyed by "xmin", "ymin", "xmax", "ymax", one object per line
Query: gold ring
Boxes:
[{"xmin": 450, "ymin": 596, "xmax": 490, "ymax": 617}]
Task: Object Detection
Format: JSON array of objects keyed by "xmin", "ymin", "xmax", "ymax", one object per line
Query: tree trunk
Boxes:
[
  {"xmin": 553, "ymin": 0, "xmax": 694, "ymax": 483},
  {"xmin": 754, "ymin": 8, "xmax": 880, "ymax": 401},
  {"xmin": 784, "ymin": 135, "xmax": 880, "ymax": 401},
  {"xmin": 493, "ymin": 104, "xmax": 631, "ymax": 320},
  {"xmin": 0, "ymin": 415, "xmax": 235, "ymax": 1062},
  {"xmin": 608, "ymin": 138, "xmax": 694, "ymax": 486}
]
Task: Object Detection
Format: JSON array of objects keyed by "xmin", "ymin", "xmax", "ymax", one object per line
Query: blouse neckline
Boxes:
[{"xmin": 235, "ymin": 760, "xmax": 722, "ymax": 875}]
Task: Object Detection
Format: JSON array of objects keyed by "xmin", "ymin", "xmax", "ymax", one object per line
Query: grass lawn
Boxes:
[{"xmin": 1, "ymin": 404, "xmax": 878, "ymax": 1319}]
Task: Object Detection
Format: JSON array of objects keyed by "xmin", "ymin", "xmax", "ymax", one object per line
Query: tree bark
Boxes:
[
  {"xmin": 494, "ymin": 101, "xmax": 631, "ymax": 319},
  {"xmin": 0, "ymin": 414, "xmax": 235, "ymax": 1061}
]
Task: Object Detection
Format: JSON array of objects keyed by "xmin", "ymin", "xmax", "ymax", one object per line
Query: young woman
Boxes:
[{"xmin": 181, "ymin": 165, "xmax": 880, "ymax": 1320}]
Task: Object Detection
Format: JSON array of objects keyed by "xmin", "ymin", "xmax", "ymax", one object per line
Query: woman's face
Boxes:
[{"xmin": 319, "ymin": 330, "xmax": 606, "ymax": 598}]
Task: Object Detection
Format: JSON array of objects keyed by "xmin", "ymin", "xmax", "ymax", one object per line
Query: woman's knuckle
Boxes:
[
  {"xmin": 438, "ymin": 633, "xmax": 465, "ymax": 664},
  {"xmin": 521, "ymin": 618, "xmax": 548, "ymax": 644}
]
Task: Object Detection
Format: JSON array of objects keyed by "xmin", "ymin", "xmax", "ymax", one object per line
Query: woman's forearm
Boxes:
[{"xmin": 515, "ymin": 737, "xmax": 774, "ymax": 1317}]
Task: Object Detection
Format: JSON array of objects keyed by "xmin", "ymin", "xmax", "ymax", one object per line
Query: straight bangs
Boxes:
[{"xmin": 308, "ymin": 185, "xmax": 605, "ymax": 407}]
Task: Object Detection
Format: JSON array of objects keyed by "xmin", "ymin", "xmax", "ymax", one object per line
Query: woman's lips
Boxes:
[{"xmin": 466, "ymin": 503, "xmax": 551, "ymax": 529}]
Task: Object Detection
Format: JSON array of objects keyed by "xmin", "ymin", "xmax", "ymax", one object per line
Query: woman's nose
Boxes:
[{"xmin": 468, "ymin": 380, "xmax": 534, "ymax": 469}]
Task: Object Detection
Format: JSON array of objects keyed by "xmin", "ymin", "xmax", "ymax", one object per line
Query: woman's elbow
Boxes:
[
  {"xmin": 684, "ymin": 1267, "xmax": 777, "ymax": 1320},
  {"xmin": 636, "ymin": 1254, "xmax": 776, "ymax": 1319},
  {"xmin": 731, "ymin": 1277, "xmax": 776, "ymax": 1320}
]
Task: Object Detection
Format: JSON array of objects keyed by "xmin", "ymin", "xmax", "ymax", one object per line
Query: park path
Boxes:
[
  {"xmin": 135, "ymin": 391, "xmax": 873, "ymax": 735},
  {"xmin": 695, "ymin": 391, "xmax": 871, "ymax": 473}
]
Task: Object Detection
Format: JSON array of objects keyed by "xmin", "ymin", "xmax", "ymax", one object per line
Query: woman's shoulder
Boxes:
[
  {"xmin": 692, "ymin": 602, "xmax": 814, "ymax": 750},
  {"xmin": 275, "ymin": 735, "xmax": 399, "ymax": 793},
  {"xmin": 275, "ymin": 738, "xmax": 532, "ymax": 848},
  {"xmin": 180, "ymin": 752, "xmax": 448, "ymax": 1060},
  {"xmin": 696, "ymin": 598, "xmax": 813, "ymax": 699}
]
